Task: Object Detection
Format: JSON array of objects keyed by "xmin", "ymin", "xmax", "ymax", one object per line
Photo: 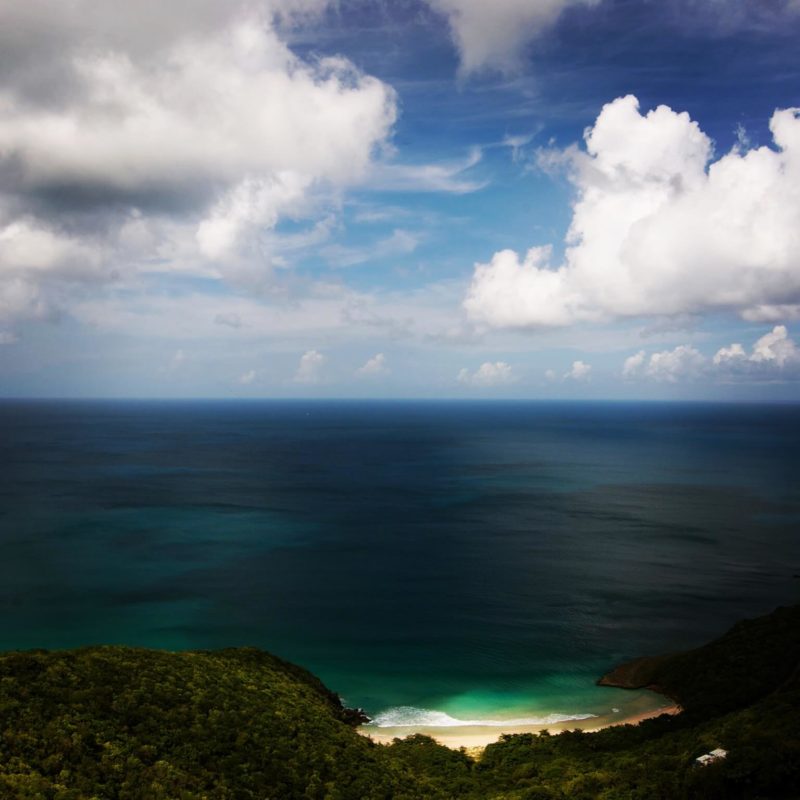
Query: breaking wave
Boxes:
[{"xmin": 369, "ymin": 706, "xmax": 598, "ymax": 728}]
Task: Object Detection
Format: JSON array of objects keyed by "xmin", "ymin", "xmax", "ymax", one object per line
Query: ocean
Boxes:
[{"xmin": 1, "ymin": 400, "xmax": 798, "ymax": 731}]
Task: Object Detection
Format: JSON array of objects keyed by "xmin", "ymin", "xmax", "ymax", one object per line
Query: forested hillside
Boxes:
[{"xmin": 1, "ymin": 606, "xmax": 798, "ymax": 799}]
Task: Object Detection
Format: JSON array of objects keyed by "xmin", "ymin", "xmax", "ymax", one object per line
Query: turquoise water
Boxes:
[{"xmin": 1, "ymin": 400, "xmax": 798, "ymax": 727}]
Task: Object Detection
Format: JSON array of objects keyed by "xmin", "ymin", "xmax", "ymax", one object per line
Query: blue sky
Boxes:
[{"xmin": 1, "ymin": 0, "xmax": 799, "ymax": 399}]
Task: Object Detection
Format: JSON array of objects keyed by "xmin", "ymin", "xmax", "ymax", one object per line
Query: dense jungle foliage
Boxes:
[{"xmin": 1, "ymin": 605, "xmax": 798, "ymax": 799}]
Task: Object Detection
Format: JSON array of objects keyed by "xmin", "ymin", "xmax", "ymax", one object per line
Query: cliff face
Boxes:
[
  {"xmin": 598, "ymin": 605, "xmax": 800, "ymax": 717},
  {"xmin": 597, "ymin": 653, "xmax": 674, "ymax": 693}
]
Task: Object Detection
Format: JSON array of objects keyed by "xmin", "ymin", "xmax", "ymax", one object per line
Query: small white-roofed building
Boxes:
[{"xmin": 695, "ymin": 748, "xmax": 728, "ymax": 766}]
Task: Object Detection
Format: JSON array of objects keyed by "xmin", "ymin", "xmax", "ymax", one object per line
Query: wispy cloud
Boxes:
[
  {"xmin": 367, "ymin": 148, "xmax": 486, "ymax": 194},
  {"xmin": 323, "ymin": 229, "xmax": 421, "ymax": 268}
]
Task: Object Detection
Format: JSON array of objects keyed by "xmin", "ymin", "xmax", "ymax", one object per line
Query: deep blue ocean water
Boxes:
[{"xmin": 1, "ymin": 400, "xmax": 798, "ymax": 727}]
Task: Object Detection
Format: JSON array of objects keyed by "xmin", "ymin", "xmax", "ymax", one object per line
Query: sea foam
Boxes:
[{"xmin": 369, "ymin": 706, "xmax": 598, "ymax": 728}]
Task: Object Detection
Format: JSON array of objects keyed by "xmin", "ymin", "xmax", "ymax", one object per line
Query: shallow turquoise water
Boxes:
[{"xmin": 1, "ymin": 400, "xmax": 798, "ymax": 725}]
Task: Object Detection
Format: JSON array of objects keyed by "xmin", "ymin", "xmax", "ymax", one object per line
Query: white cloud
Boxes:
[
  {"xmin": 239, "ymin": 369, "xmax": 257, "ymax": 385},
  {"xmin": 740, "ymin": 304, "xmax": 800, "ymax": 322},
  {"xmin": 323, "ymin": 229, "xmax": 420, "ymax": 268},
  {"xmin": 645, "ymin": 345, "xmax": 706, "ymax": 383},
  {"xmin": 502, "ymin": 133, "xmax": 536, "ymax": 163},
  {"xmin": 196, "ymin": 173, "xmax": 313, "ymax": 263},
  {"xmin": 356, "ymin": 353, "xmax": 388, "ymax": 376},
  {"xmin": 465, "ymin": 96, "xmax": 800, "ymax": 329},
  {"xmin": 564, "ymin": 359, "xmax": 591, "ymax": 381},
  {"xmin": 425, "ymin": 0, "xmax": 599, "ymax": 74},
  {"xmin": 0, "ymin": 21, "xmax": 394, "ymax": 198},
  {"xmin": 0, "ymin": 1, "xmax": 333, "ymax": 65},
  {"xmin": 749, "ymin": 324, "xmax": 799, "ymax": 367},
  {"xmin": 294, "ymin": 349, "xmax": 324, "ymax": 383},
  {"xmin": 0, "ymin": 216, "xmax": 116, "ymax": 327},
  {"xmin": 0, "ymin": 218, "xmax": 104, "ymax": 277},
  {"xmin": 0, "ymin": 276, "xmax": 49, "ymax": 323},
  {"xmin": 368, "ymin": 148, "xmax": 485, "ymax": 194},
  {"xmin": 622, "ymin": 344, "xmax": 707, "ymax": 383},
  {"xmin": 711, "ymin": 326, "xmax": 800, "ymax": 373},
  {"xmin": 624, "ymin": 326, "xmax": 800, "ymax": 383},
  {"xmin": 0, "ymin": 6, "xmax": 397, "ymax": 327},
  {"xmin": 426, "ymin": 0, "xmax": 800, "ymax": 76},
  {"xmin": 622, "ymin": 350, "xmax": 646, "ymax": 378},
  {"xmin": 712, "ymin": 343, "xmax": 746, "ymax": 366},
  {"xmin": 457, "ymin": 361, "xmax": 514, "ymax": 386},
  {"xmin": 0, "ymin": 331, "xmax": 18, "ymax": 345}
]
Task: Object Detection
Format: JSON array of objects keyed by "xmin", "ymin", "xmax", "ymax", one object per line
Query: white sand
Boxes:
[{"xmin": 359, "ymin": 703, "xmax": 681, "ymax": 751}]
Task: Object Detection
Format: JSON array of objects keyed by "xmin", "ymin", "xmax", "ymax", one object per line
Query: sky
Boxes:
[{"xmin": 1, "ymin": 0, "xmax": 799, "ymax": 400}]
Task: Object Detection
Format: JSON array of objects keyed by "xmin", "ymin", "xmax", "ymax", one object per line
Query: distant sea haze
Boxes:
[{"xmin": 1, "ymin": 400, "xmax": 798, "ymax": 725}]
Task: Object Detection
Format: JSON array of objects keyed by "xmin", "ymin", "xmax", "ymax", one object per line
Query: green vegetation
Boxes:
[
  {"xmin": 1, "ymin": 606, "xmax": 798, "ymax": 799},
  {"xmin": 0, "ymin": 648, "xmax": 431, "ymax": 799},
  {"xmin": 598, "ymin": 604, "xmax": 800, "ymax": 718}
]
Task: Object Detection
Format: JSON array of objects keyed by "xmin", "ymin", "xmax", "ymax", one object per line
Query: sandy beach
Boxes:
[{"xmin": 360, "ymin": 703, "xmax": 681, "ymax": 751}]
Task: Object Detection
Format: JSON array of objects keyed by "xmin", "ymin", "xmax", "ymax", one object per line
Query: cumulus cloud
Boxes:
[
  {"xmin": 644, "ymin": 345, "xmax": 706, "ymax": 383},
  {"xmin": 749, "ymin": 325, "xmax": 799, "ymax": 366},
  {"xmin": 622, "ymin": 350, "xmax": 646, "ymax": 378},
  {"xmin": 712, "ymin": 343, "xmax": 746, "ymax": 366},
  {"xmin": 542, "ymin": 360, "xmax": 592, "ymax": 383},
  {"xmin": 294, "ymin": 349, "xmax": 325, "ymax": 383},
  {"xmin": 356, "ymin": 353, "xmax": 388, "ymax": 376},
  {"xmin": 711, "ymin": 325, "xmax": 800, "ymax": 379},
  {"xmin": 564, "ymin": 359, "xmax": 592, "ymax": 381},
  {"xmin": 457, "ymin": 361, "xmax": 514, "ymax": 386},
  {"xmin": 196, "ymin": 174, "xmax": 314, "ymax": 264},
  {"xmin": 424, "ymin": 0, "xmax": 599, "ymax": 74},
  {"xmin": 623, "ymin": 344, "xmax": 706, "ymax": 382},
  {"xmin": 465, "ymin": 95, "xmax": 800, "ymax": 329},
  {"xmin": 0, "ymin": 20, "xmax": 393, "ymax": 199},
  {"xmin": 0, "ymin": 3, "xmax": 396, "ymax": 330},
  {"xmin": 624, "ymin": 326, "xmax": 800, "ymax": 383},
  {"xmin": 0, "ymin": 217, "xmax": 111, "ymax": 321},
  {"xmin": 0, "ymin": 219, "xmax": 104, "ymax": 277},
  {"xmin": 0, "ymin": 1, "xmax": 332, "ymax": 69}
]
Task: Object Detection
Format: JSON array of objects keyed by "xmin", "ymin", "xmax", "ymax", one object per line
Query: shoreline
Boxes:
[{"xmin": 359, "ymin": 702, "xmax": 682, "ymax": 751}]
